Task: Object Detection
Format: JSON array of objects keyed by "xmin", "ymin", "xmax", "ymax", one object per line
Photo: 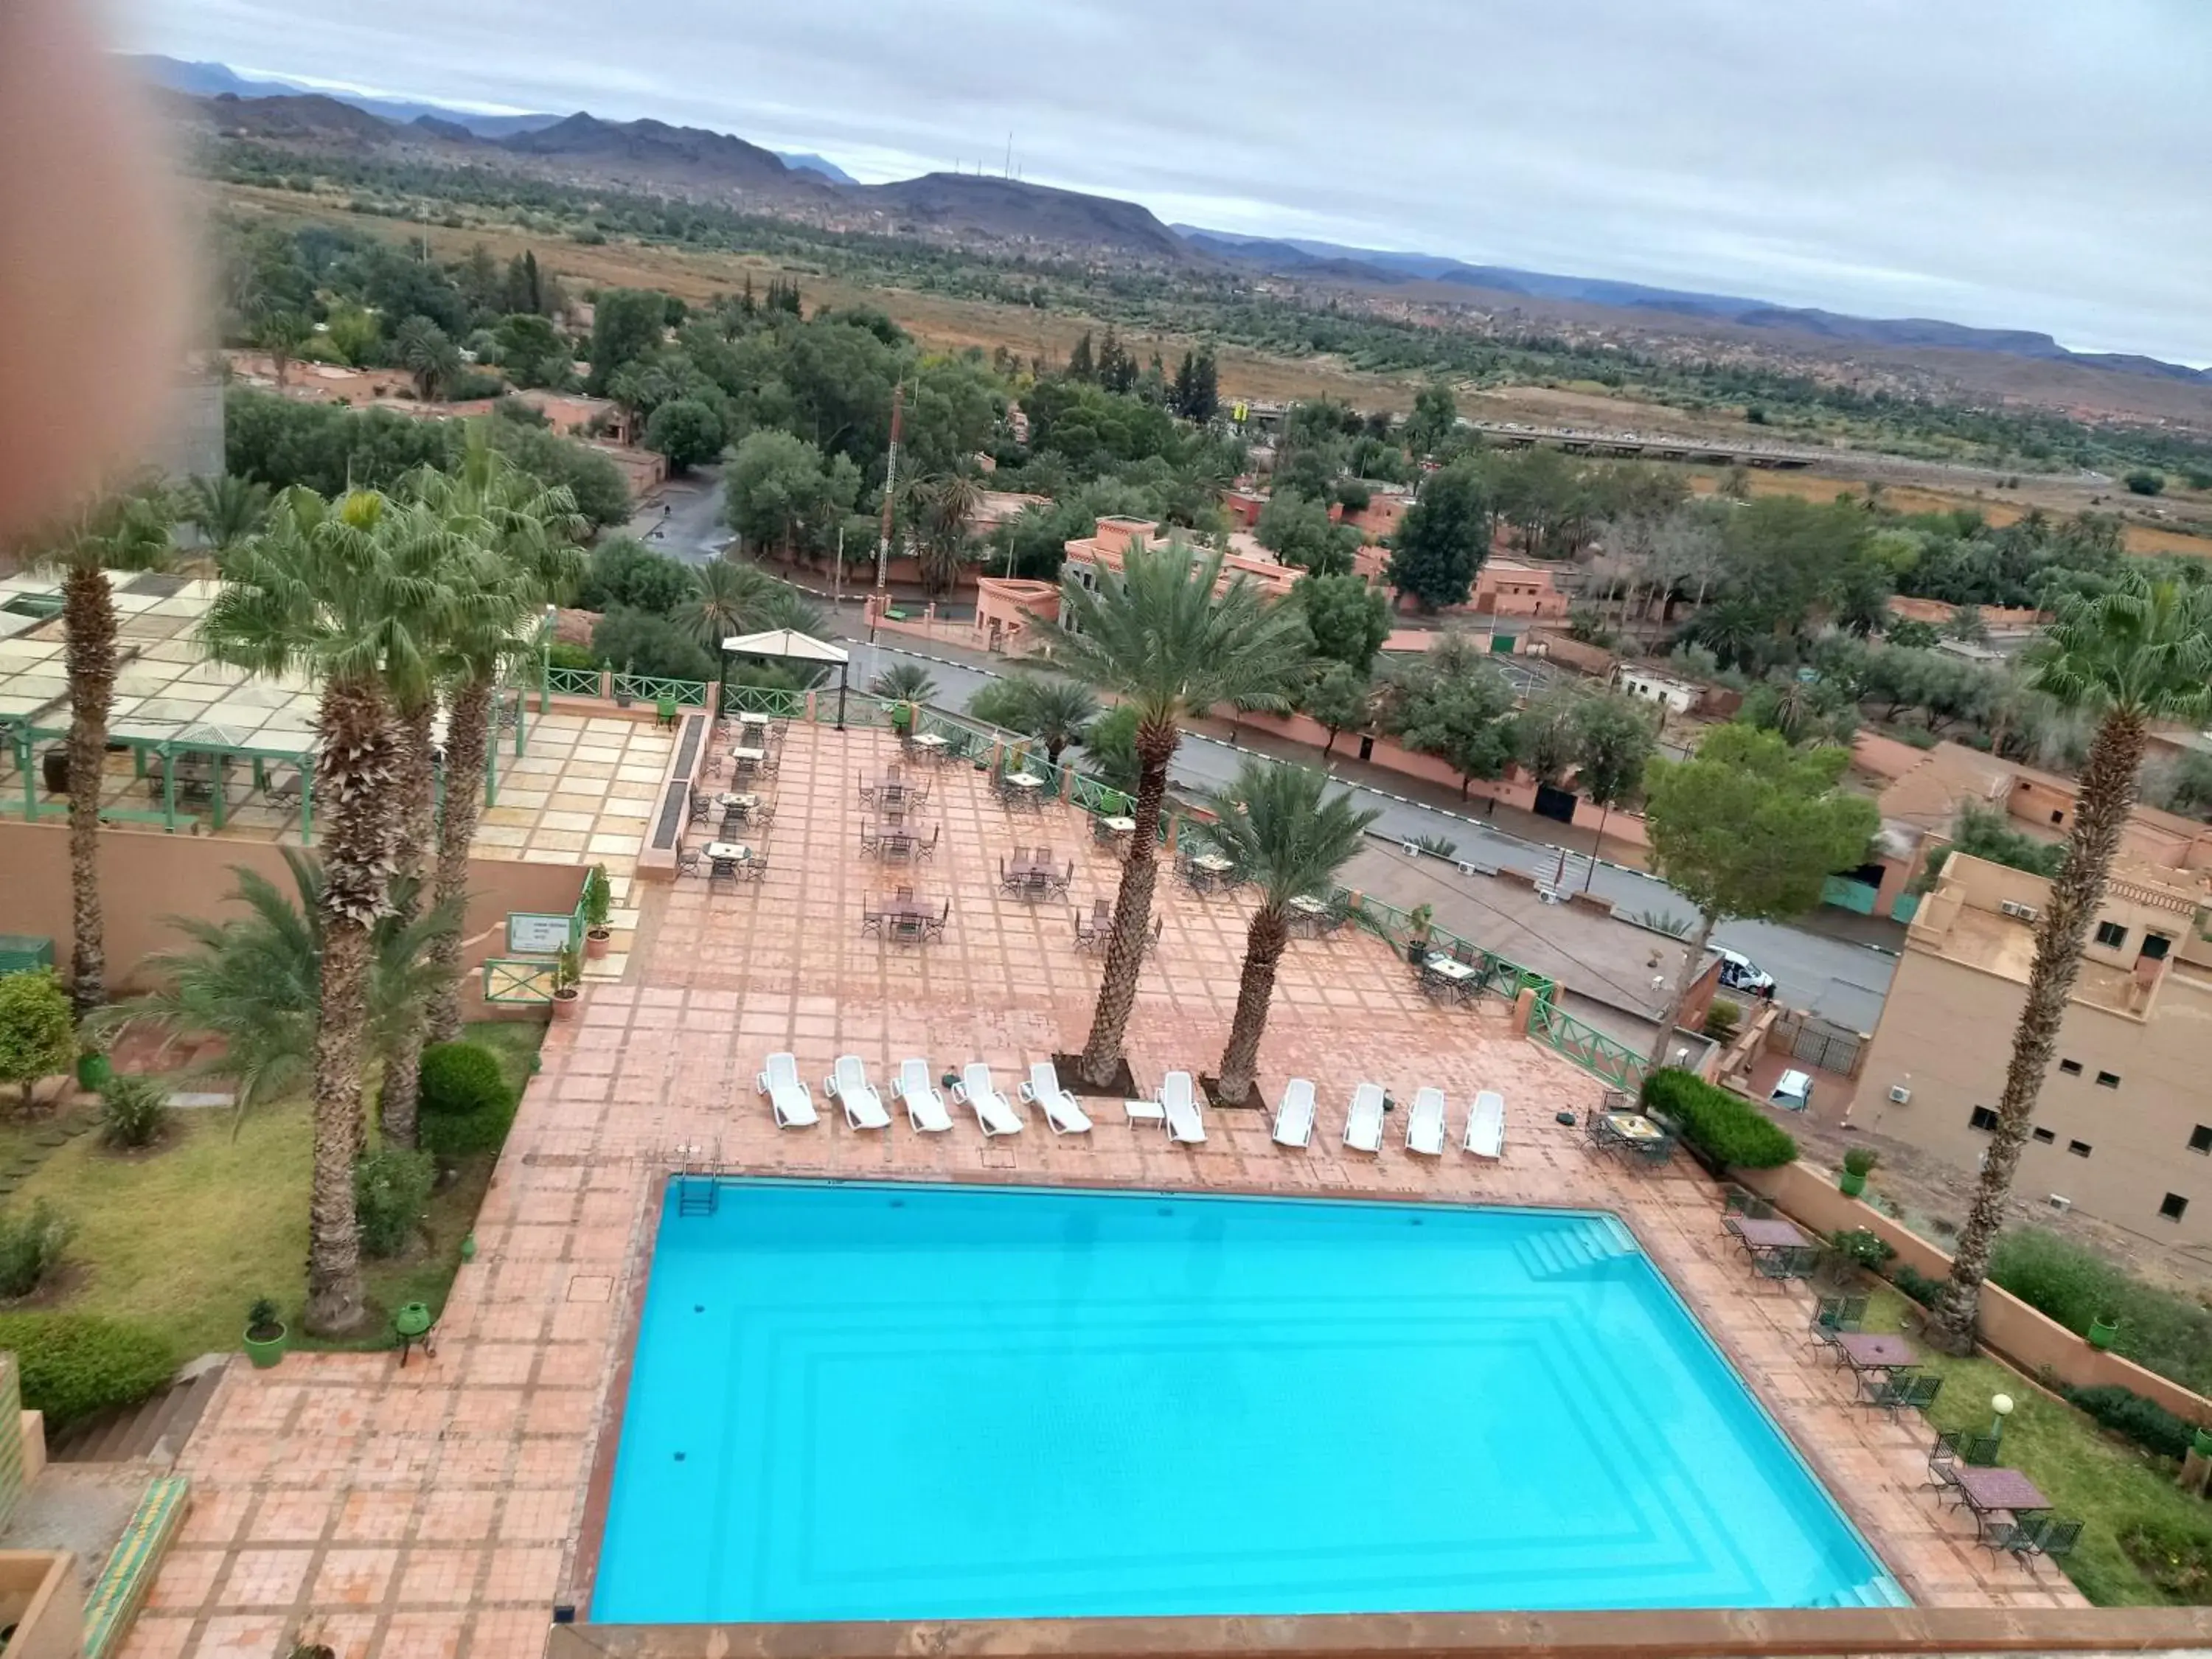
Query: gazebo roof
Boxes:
[{"xmin": 720, "ymin": 629, "xmax": 849, "ymax": 666}]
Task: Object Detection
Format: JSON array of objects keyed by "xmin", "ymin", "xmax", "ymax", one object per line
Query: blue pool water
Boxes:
[{"xmin": 594, "ymin": 1180, "xmax": 1899, "ymax": 1622}]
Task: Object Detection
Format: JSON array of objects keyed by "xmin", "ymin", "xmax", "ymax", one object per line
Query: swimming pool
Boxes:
[{"xmin": 593, "ymin": 1180, "xmax": 1901, "ymax": 1622}]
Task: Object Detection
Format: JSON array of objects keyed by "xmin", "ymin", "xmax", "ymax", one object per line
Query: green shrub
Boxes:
[
  {"xmin": 2118, "ymin": 1515, "xmax": 2212, "ymax": 1599},
  {"xmin": 0, "ymin": 969, "xmax": 74, "ymax": 1107},
  {"xmin": 1829, "ymin": 1228, "xmax": 1895, "ymax": 1270},
  {"xmin": 546, "ymin": 641, "xmax": 598, "ymax": 672},
  {"xmin": 1842, "ymin": 1144, "xmax": 1879, "ymax": 1178},
  {"xmin": 97, "ymin": 1074, "xmax": 170, "ymax": 1150},
  {"xmin": 2063, "ymin": 1384, "xmax": 2198, "ymax": 1461},
  {"xmin": 420, "ymin": 1043, "xmax": 510, "ymax": 1119},
  {"xmin": 1891, "ymin": 1264, "xmax": 1944, "ymax": 1307},
  {"xmin": 0, "ymin": 1312, "xmax": 178, "ymax": 1426},
  {"xmin": 0, "ymin": 1200, "xmax": 72, "ymax": 1298},
  {"xmin": 1639, "ymin": 1069, "xmax": 1796, "ymax": 1169},
  {"xmin": 420, "ymin": 1096, "xmax": 518, "ymax": 1161},
  {"xmin": 1701, "ymin": 997, "xmax": 1741, "ymax": 1043},
  {"xmin": 1990, "ymin": 1228, "xmax": 2212, "ymax": 1396},
  {"xmin": 1891, "ymin": 1263, "xmax": 1944, "ymax": 1307},
  {"xmin": 355, "ymin": 1148, "xmax": 435, "ymax": 1259}
]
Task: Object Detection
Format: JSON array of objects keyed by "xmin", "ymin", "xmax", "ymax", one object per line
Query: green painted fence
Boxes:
[
  {"xmin": 722, "ymin": 684, "xmax": 804, "ymax": 718},
  {"xmin": 545, "ymin": 665, "xmax": 602, "ymax": 698},
  {"xmin": 614, "ymin": 672, "xmax": 709, "ymax": 708},
  {"xmin": 1529, "ymin": 998, "xmax": 1649, "ymax": 1092}
]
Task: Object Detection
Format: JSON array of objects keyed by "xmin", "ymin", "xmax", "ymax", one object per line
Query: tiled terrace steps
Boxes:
[{"xmin": 52, "ymin": 1357, "xmax": 226, "ymax": 1466}]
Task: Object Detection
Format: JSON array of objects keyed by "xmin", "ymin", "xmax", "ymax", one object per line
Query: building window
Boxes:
[
  {"xmin": 2032, "ymin": 1127, "xmax": 2056, "ymax": 1144},
  {"xmin": 2096, "ymin": 1071, "xmax": 2121, "ymax": 1089},
  {"xmin": 2050, "ymin": 810, "xmax": 2065, "ymax": 825},
  {"xmin": 2095, "ymin": 921, "xmax": 2128, "ymax": 949},
  {"xmin": 2067, "ymin": 1140, "xmax": 2093, "ymax": 1158},
  {"xmin": 2192, "ymin": 1125, "xmax": 2212, "ymax": 1155},
  {"xmin": 2143, "ymin": 933, "xmax": 2173, "ymax": 961},
  {"xmin": 2058, "ymin": 1059, "xmax": 2083, "ymax": 1076},
  {"xmin": 1968, "ymin": 1106, "xmax": 2000, "ymax": 1132},
  {"xmin": 2161, "ymin": 1193, "xmax": 2189, "ymax": 1222}
]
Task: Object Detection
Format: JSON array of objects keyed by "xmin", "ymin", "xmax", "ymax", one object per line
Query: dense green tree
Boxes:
[
  {"xmin": 1172, "ymin": 349, "xmax": 1220, "ymax": 422},
  {"xmin": 1293, "ymin": 572, "xmax": 1391, "ymax": 672},
  {"xmin": 394, "ymin": 316, "xmax": 462, "ymax": 401},
  {"xmin": 1391, "ymin": 661, "xmax": 1515, "ymax": 796},
  {"xmin": 1301, "ymin": 661, "xmax": 1374, "ymax": 758},
  {"xmin": 1572, "ymin": 694, "xmax": 1658, "ymax": 850},
  {"xmin": 643, "ymin": 397, "xmax": 726, "ymax": 473},
  {"xmin": 1256, "ymin": 490, "xmax": 1359, "ymax": 574},
  {"xmin": 1066, "ymin": 331, "xmax": 1095, "ymax": 382},
  {"xmin": 591, "ymin": 606, "xmax": 717, "ymax": 681},
  {"xmin": 726, "ymin": 431, "xmax": 861, "ymax": 558},
  {"xmin": 493, "ymin": 313, "xmax": 574, "ymax": 388},
  {"xmin": 482, "ymin": 424, "xmax": 629, "ymax": 528},
  {"xmin": 577, "ymin": 538, "xmax": 693, "ymax": 614},
  {"xmin": 1405, "ymin": 382, "xmax": 1459, "ymax": 456},
  {"xmin": 967, "ymin": 674, "xmax": 1101, "ymax": 764},
  {"xmin": 1388, "ymin": 462, "xmax": 1492, "ymax": 611},
  {"xmin": 0, "ymin": 972, "xmax": 74, "ymax": 1110},
  {"xmin": 1641, "ymin": 726, "xmax": 1877, "ymax": 1064},
  {"xmin": 587, "ymin": 288, "xmax": 669, "ymax": 394},
  {"xmin": 1510, "ymin": 692, "xmax": 1583, "ymax": 785}
]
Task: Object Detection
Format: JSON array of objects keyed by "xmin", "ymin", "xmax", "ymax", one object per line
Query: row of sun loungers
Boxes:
[{"xmin": 759, "ymin": 1053, "xmax": 1508, "ymax": 1161}]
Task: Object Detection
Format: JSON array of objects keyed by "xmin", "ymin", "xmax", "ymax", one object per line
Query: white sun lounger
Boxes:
[
  {"xmin": 896, "ymin": 1058, "xmax": 953, "ymax": 1133},
  {"xmin": 1273, "ymin": 1077, "xmax": 1316, "ymax": 1148},
  {"xmin": 1019, "ymin": 1061, "xmax": 1092, "ymax": 1135},
  {"xmin": 1406, "ymin": 1086, "xmax": 1447, "ymax": 1156},
  {"xmin": 823, "ymin": 1054, "xmax": 891, "ymax": 1131},
  {"xmin": 953, "ymin": 1063, "xmax": 1022, "ymax": 1137},
  {"xmin": 1464, "ymin": 1089, "xmax": 1506, "ymax": 1159},
  {"xmin": 1343, "ymin": 1082, "xmax": 1385, "ymax": 1152},
  {"xmin": 756, "ymin": 1051, "xmax": 817, "ymax": 1128},
  {"xmin": 1161, "ymin": 1070, "xmax": 1206, "ymax": 1145}
]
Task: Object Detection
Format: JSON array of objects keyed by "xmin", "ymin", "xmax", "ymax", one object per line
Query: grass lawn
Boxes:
[
  {"xmin": 4, "ymin": 1018, "xmax": 545, "ymax": 1357},
  {"xmin": 1859, "ymin": 1284, "xmax": 2212, "ymax": 1606}
]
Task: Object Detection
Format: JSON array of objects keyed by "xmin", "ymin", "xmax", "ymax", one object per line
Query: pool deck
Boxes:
[{"xmin": 119, "ymin": 723, "xmax": 2082, "ymax": 1659}]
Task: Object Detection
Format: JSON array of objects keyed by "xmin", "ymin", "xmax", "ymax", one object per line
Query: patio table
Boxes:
[
  {"xmin": 1101, "ymin": 815, "xmax": 1136, "ymax": 835},
  {"xmin": 908, "ymin": 732, "xmax": 948, "ymax": 752},
  {"xmin": 1732, "ymin": 1217, "xmax": 1809, "ymax": 1251},
  {"xmin": 1603, "ymin": 1110, "xmax": 1666, "ymax": 1144},
  {"xmin": 1834, "ymin": 1331, "xmax": 1918, "ymax": 1374},
  {"xmin": 703, "ymin": 841, "xmax": 751, "ymax": 863},
  {"xmin": 734, "ymin": 711, "xmax": 773, "ymax": 729},
  {"xmin": 1189, "ymin": 852, "xmax": 1234, "ymax": 874},
  {"xmin": 1420, "ymin": 953, "xmax": 1479, "ymax": 1004},
  {"xmin": 1953, "ymin": 1465, "xmax": 2050, "ymax": 1519},
  {"xmin": 731, "ymin": 745, "xmax": 768, "ymax": 764},
  {"xmin": 712, "ymin": 792, "xmax": 759, "ymax": 811},
  {"xmin": 1002, "ymin": 771, "xmax": 1046, "ymax": 790}
]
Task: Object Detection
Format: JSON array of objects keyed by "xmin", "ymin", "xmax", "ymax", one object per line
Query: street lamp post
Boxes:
[{"xmin": 1988, "ymin": 1391, "xmax": 2014, "ymax": 1453}]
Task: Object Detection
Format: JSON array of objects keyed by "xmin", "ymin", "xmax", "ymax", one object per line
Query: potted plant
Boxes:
[
  {"xmin": 551, "ymin": 946, "xmax": 582, "ymax": 1020},
  {"xmin": 1839, "ymin": 1144, "xmax": 1878, "ymax": 1198},
  {"xmin": 581, "ymin": 864, "xmax": 613, "ymax": 959},
  {"xmin": 243, "ymin": 1296, "xmax": 288, "ymax": 1368},
  {"xmin": 1405, "ymin": 902, "xmax": 1435, "ymax": 965},
  {"xmin": 75, "ymin": 1045, "xmax": 113, "ymax": 1091},
  {"xmin": 2087, "ymin": 1313, "xmax": 2120, "ymax": 1351},
  {"xmin": 613, "ymin": 660, "xmax": 636, "ymax": 709},
  {"xmin": 888, "ymin": 701, "xmax": 914, "ymax": 736},
  {"xmin": 2193, "ymin": 1425, "xmax": 2212, "ymax": 1460}
]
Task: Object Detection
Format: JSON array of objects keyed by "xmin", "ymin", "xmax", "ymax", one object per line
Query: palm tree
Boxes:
[
  {"xmin": 1929, "ymin": 575, "xmax": 2212, "ymax": 1355},
  {"xmin": 678, "ymin": 556, "xmax": 782, "ymax": 648},
  {"xmin": 1198, "ymin": 760, "xmax": 1378, "ymax": 1104},
  {"xmin": 394, "ymin": 317, "xmax": 461, "ymax": 402},
  {"xmin": 202, "ymin": 487, "xmax": 448, "ymax": 1335},
  {"xmin": 255, "ymin": 309, "xmax": 311, "ymax": 392},
  {"xmin": 968, "ymin": 673, "xmax": 1100, "ymax": 765},
  {"xmin": 181, "ymin": 475, "xmax": 271, "ymax": 554},
  {"xmin": 98, "ymin": 853, "xmax": 456, "ymax": 1129},
  {"xmin": 403, "ymin": 434, "xmax": 583, "ymax": 1045},
  {"xmin": 34, "ymin": 487, "xmax": 174, "ymax": 1018},
  {"xmin": 1043, "ymin": 540, "xmax": 1313, "ymax": 1086},
  {"xmin": 869, "ymin": 661, "xmax": 937, "ymax": 703},
  {"xmin": 908, "ymin": 473, "xmax": 984, "ymax": 596}
]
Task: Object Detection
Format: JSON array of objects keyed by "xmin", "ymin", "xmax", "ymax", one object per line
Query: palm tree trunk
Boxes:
[
  {"xmin": 1078, "ymin": 720, "xmax": 1177, "ymax": 1086},
  {"xmin": 379, "ymin": 699, "xmax": 438, "ymax": 1150},
  {"xmin": 425, "ymin": 675, "xmax": 492, "ymax": 1044},
  {"xmin": 1929, "ymin": 707, "xmax": 2147, "ymax": 1354},
  {"xmin": 1216, "ymin": 907, "xmax": 1289, "ymax": 1104},
  {"xmin": 61, "ymin": 568, "xmax": 119, "ymax": 1020},
  {"xmin": 303, "ymin": 675, "xmax": 398, "ymax": 1336},
  {"xmin": 1646, "ymin": 908, "xmax": 1717, "ymax": 1069}
]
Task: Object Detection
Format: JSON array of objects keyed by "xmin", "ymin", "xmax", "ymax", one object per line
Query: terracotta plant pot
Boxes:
[
  {"xmin": 552, "ymin": 987, "xmax": 580, "ymax": 1021},
  {"xmin": 585, "ymin": 927, "xmax": 612, "ymax": 959}
]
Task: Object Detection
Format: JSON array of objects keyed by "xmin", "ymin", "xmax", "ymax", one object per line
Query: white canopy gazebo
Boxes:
[{"xmin": 720, "ymin": 629, "xmax": 854, "ymax": 728}]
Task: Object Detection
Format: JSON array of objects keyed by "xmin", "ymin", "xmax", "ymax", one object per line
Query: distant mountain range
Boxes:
[{"xmin": 138, "ymin": 53, "xmax": 2211, "ymax": 388}]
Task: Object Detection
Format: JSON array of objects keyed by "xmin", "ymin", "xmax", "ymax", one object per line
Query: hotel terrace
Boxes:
[{"xmin": 0, "ymin": 583, "xmax": 2202, "ymax": 1659}]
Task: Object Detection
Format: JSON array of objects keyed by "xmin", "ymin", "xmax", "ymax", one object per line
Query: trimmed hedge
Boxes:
[
  {"xmin": 1640, "ymin": 1069, "xmax": 1797, "ymax": 1169},
  {"xmin": 420, "ymin": 1096, "xmax": 518, "ymax": 1160},
  {"xmin": 1891, "ymin": 1264, "xmax": 1945, "ymax": 1307},
  {"xmin": 420, "ymin": 1043, "xmax": 511, "ymax": 1119},
  {"xmin": 2063, "ymin": 1384, "xmax": 2199, "ymax": 1461},
  {"xmin": 0, "ymin": 1312, "xmax": 178, "ymax": 1427}
]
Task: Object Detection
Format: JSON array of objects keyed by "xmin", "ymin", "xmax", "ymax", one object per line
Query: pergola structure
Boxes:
[{"xmin": 719, "ymin": 629, "xmax": 852, "ymax": 730}]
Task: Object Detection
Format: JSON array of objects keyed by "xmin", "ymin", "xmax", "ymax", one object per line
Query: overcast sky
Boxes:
[{"xmin": 115, "ymin": 0, "xmax": 2212, "ymax": 364}]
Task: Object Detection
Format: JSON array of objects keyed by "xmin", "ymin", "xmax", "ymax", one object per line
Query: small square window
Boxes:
[
  {"xmin": 2143, "ymin": 933, "xmax": 2173, "ymax": 961},
  {"xmin": 2096, "ymin": 1071, "xmax": 2121, "ymax": 1089},
  {"xmin": 2067, "ymin": 1139, "xmax": 2092, "ymax": 1158},
  {"xmin": 2160, "ymin": 1193, "xmax": 2189, "ymax": 1222},
  {"xmin": 2058, "ymin": 1059, "xmax": 2083, "ymax": 1076},
  {"xmin": 2032, "ymin": 1127, "xmax": 2056, "ymax": 1144},
  {"xmin": 1968, "ymin": 1106, "xmax": 2000, "ymax": 1132},
  {"xmin": 2095, "ymin": 921, "xmax": 2128, "ymax": 949},
  {"xmin": 2191, "ymin": 1125, "xmax": 2212, "ymax": 1155},
  {"xmin": 2049, "ymin": 810, "xmax": 2065, "ymax": 825}
]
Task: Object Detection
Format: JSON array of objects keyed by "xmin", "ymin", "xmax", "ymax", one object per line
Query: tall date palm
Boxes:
[
  {"xmin": 202, "ymin": 487, "xmax": 449, "ymax": 1335},
  {"xmin": 1197, "ymin": 760, "xmax": 1377, "ymax": 1105},
  {"xmin": 1043, "ymin": 539, "xmax": 1312, "ymax": 1087},
  {"xmin": 1930, "ymin": 574, "xmax": 2212, "ymax": 1354},
  {"xmin": 35, "ymin": 487, "xmax": 174, "ymax": 1018}
]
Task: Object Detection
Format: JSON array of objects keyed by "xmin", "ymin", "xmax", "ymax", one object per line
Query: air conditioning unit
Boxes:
[
  {"xmin": 1456, "ymin": 861, "xmax": 1478, "ymax": 878},
  {"xmin": 1888, "ymin": 1084, "xmax": 1913, "ymax": 1105},
  {"xmin": 2048, "ymin": 1194, "xmax": 2073, "ymax": 1214},
  {"xmin": 1400, "ymin": 841, "xmax": 1422, "ymax": 858},
  {"xmin": 2000, "ymin": 900, "xmax": 2040, "ymax": 921}
]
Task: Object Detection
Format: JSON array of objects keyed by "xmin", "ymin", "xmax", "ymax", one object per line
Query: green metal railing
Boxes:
[
  {"xmin": 722, "ymin": 684, "xmax": 804, "ymax": 718},
  {"xmin": 482, "ymin": 958, "xmax": 556, "ymax": 1004},
  {"xmin": 1068, "ymin": 773, "xmax": 1132, "ymax": 818},
  {"xmin": 545, "ymin": 665, "xmax": 602, "ymax": 698},
  {"xmin": 614, "ymin": 672, "xmax": 709, "ymax": 708},
  {"xmin": 1529, "ymin": 999, "xmax": 1649, "ymax": 1092}
]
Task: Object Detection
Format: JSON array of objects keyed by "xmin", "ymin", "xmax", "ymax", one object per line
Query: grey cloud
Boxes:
[{"xmin": 119, "ymin": 0, "xmax": 2212, "ymax": 361}]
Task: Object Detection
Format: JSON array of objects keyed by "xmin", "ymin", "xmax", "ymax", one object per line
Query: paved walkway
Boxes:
[{"xmin": 121, "ymin": 724, "xmax": 2076, "ymax": 1659}]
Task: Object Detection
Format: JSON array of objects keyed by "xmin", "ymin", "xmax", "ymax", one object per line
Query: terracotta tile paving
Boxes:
[{"xmin": 126, "ymin": 723, "xmax": 2079, "ymax": 1659}]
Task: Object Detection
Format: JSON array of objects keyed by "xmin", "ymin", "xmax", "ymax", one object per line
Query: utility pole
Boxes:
[
  {"xmin": 869, "ymin": 380, "xmax": 903, "ymax": 643},
  {"xmin": 833, "ymin": 521, "xmax": 846, "ymax": 611}
]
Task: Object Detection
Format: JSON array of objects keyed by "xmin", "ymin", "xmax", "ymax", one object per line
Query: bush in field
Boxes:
[
  {"xmin": 1639, "ymin": 1069, "xmax": 1796, "ymax": 1169},
  {"xmin": 0, "ymin": 1312, "xmax": 177, "ymax": 1426}
]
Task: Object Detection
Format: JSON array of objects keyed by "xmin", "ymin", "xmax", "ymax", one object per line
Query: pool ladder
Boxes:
[{"xmin": 661, "ymin": 1138, "xmax": 729, "ymax": 1217}]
